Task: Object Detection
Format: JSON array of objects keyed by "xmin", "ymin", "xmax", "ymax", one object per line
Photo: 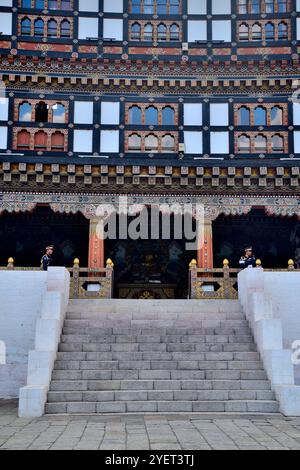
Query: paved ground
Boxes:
[{"xmin": 1, "ymin": 400, "xmax": 300, "ymax": 450}]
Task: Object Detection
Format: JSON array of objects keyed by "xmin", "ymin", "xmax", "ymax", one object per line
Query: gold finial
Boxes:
[
  {"xmin": 7, "ymin": 257, "xmax": 14, "ymax": 269},
  {"xmin": 189, "ymin": 259, "xmax": 197, "ymax": 268},
  {"xmin": 106, "ymin": 258, "xmax": 114, "ymax": 268},
  {"xmin": 256, "ymin": 259, "xmax": 262, "ymax": 267},
  {"xmin": 223, "ymin": 259, "xmax": 230, "ymax": 267},
  {"xmin": 288, "ymin": 259, "xmax": 295, "ymax": 270},
  {"xmin": 73, "ymin": 258, "xmax": 80, "ymax": 267}
]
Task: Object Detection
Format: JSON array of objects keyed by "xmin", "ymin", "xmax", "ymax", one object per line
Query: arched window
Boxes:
[
  {"xmin": 237, "ymin": 134, "xmax": 251, "ymax": 152},
  {"xmin": 157, "ymin": 0, "xmax": 167, "ymax": 14},
  {"xmin": 144, "ymin": 0, "xmax": 154, "ymax": 14},
  {"xmin": 272, "ymin": 134, "xmax": 284, "ymax": 152},
  {"xmin": 158, "ymin": 24, "xmax": 167, "ymax": 41},
  {"xmin": 145, "ymin": 134, "xmax": 158, "ymax": 152},
  {"xmin": 34, "ymin": 19, "xmax": 44, "ymax": 37},
  {"xmin": 47, "ymin": 19, "xmax": 58, "ymax": 38},
  {"xmin": 131, "ymin": 23, "xmax": 141, "ymax": 41},
  {"xmin": 239, "ymin": 24, "xmax": 249, "ymax": 41},
  {"xmin": 162, "ymin": 134, "xmax": 175, "ymax": 152},
  {"xmin": 131, "ymin": 0, "xmax": 141, "ymax": 13},
  {"xmin": 170, "ymin": 23, "xmax": 179, "ymax": 41},
  {"xmin": 252, "ymin": 23, "xmax": 262, "ymax": 41},
  {"xmin": 254, "ymin": 134, "xmax": 267, "ymax": 152},
  {"xmin": 128, "ymin": 106, "xmax": 142, "ymax": 125},
  {"xmin": 265, "ymin": 0, "xmax": 274, "ymax": 13},
  {"xmin": 21, "ymin": 18, "xmax": 31, "ymax": 36},
  {"xmin": 61, "ymin": 20, "xmax": 71, "ymax": 38},
  {"xmin": 35, "ymin": 0, "xmax": 45, "ymax": 8},
  {"xmin": 144, "ymin": 24, "xmax": 153, "ymax": 41},
  {"xmin": 52, "ymin": 103, "xmax": 66, "ymax": 123},
  {"xmin": 17, "ymin": 130, "xmax": 30, "ymax": 150},
  {"xmin": 145, "ymin": 106, "xmax": 158, "ymax": 125},
  {"xmin": 19, "ymin": 102, "xmax": 32, "ymax": 122},
  {"xmin": 51, "ymin": 132, "xmax": 65, "ymax": 151},
  {"xmin": 278, "ymin": 22, "xmax": 288, "ymax": 40},
  {"xmin": 254, "ymin": 106, "xmax": 267, "ymax": 126},
  {"xmin": 270, "ymin": 106, "xmax": 283, "ymax": 125},
  {"xmin": 162, "ymin": 106, "xmax": 175, "ymax": 125},
  {"xmin": 35, "ymin": 102, "xmax": 49, "ymax": 123},
  {"xmin": 251, "ymin": 0, "xmax": 260, "ymax": 13},
  {"xmin": 34, "ymin": 131, "xmax": 47, "ymax": 150},
  {"xmin": 265, "ymin": 22, "xmax": 275, "ymax": 41},
  {"xmin": 238, "ymin": 107, "xmax": 250, "ymax": 126},
  {"xmin": 128, "ymin": 134, "xmax": 142, "ymax": 151},
  {"xmin": 238, "ymin": 0, "xmax": 247, "ymax": 14}
]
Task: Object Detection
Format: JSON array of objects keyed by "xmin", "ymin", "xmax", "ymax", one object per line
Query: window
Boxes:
[
  {"xmin": 158, "ymin": 24, "xmax": 167, "ymax": 41},
  {"xmin": 145, "ymin": 106, "xmax": 158, "ymax": 125},
  {"xmin": 250, "ymin": 0, "xmax": 260, "ymax": 14},
  {"xmin": 0, "ymin": 13, "xmax": 12, "ymax": 36},
  {"xmin": 61, "ymin": 20, "xmax": 71, "ymax": 38},
  {"xmin": 293, "ymin": 103, "xmax": 300, "ymax": 125},
  {"xmin": 184, "ymin": 131, "xmax": 203, "ymax": 154},
  {"xmin": 212, "ymin": 20, "xmax": 231, "ymax": 42},
  {"xmin": 17, "ymin": 130, "xmax": 30, "ymax": 150},
  {"xmin": 34, "ymin": 131, "xmax": 47, "ymax": 150},
  {"xmin": 0, "ymin": 127, "xmax": 7, "ymax": 149},
  {"xmin": 254, "ymin": 134, "xmax": 267, "ymax": 152},
  {"xmin": 210, "ymin": 103, "xmax": 229, "ymax": 126},
  {"xmin": 131, "ymin": 0, "xmax": 141, "ymax": 13},
  {"xmin": 272, "ymin": 135, "xmax": 284, "ymax": 152},
  {"xmin": 278, "ymin": 22, "xmax": 288, "ymax": 40},
  {"xmin": 104, "ymin": 0, "xmax": 123, "ymax": 13},
  {"xmin": 238, "ymin": 0, "xmax": 247, "ymax": 14},
  {"xmin": 35, "ymin": 102, "xmax": 49, "ymax": 122},
  {"xmin": 78, "ymin": 17, "xmax": 98, "ymax": 40},
  {"xmin": 162, "ymin": 106, "xmax": 175, "ymax": 125},
  {"xmin": 254, "ymin": 107, "xmax": 267, "ymax": 126},
  {"xmin": 100, "ymin": 130, "xmax": 119, "ymax": 153},
  {"xmin": 170, "ymin": 24, "xmax": 179, "ymax": 40},
  {"xmin": 265, "ymin": 0, "xmax": 274, "ymax": 13},
  {"xmin": 144, "ymin": 24, "xmax": 153, "ymax": 41},
  {"xmin": 19, "ymin": 102, "xmax": 32, "ymax": 122},
  {"xmin": 48, "ymin": 0, "xmax": 58, "ymax": 9},
  {"xmin": 145, "ymin": 134, "xmax": 158, "ymax": 152},
  {"xmin": 128, "ymin": 133, "xmax": 142, "ymax": 151},
  {"xmin": 187, "ymin": 0, "xmax": 206, "ymax": 15},
  {"xmin": 51, "ymin": 131, "xmax": 65, "ymax": 151},
  {"xmin": 73, "ymin": 130, "xmax": 93, "ymax": 153},
  {"xmin": 157, "ymin": 0, "xmax": 167, "ymax": 14},
  {"xmin": 170, "ymin": 0, "xmax": 180, "ymax": 14},
  {"xmin": 34, "ymin": 19, "xmax": 44, "ymax": 36},
  {"xmin": 278, "ymin": 0, "xmax": 287, "ymax": 13},
  {"xmin": 103, "ymin": 19, "xmax": 123, "ymax": 41},
  {"xmin": 210, "ymin": 132, "xmax": 229, "ymax": 154},
  {"xmin": 101, "ymin": 102, "xmax": 120, "ymax": 125},
  {"xmin": 162, "ymin": 134, "xmax": 175, "ymax": 152},
  {"xmin": 237, "ymin": 134, "xmax": 250, "ymax": 152},
  {"xmin": 47, "ymin": 19, "xmax": 58, "ymax": 38},
  {"xmin": 270, "ymin": 107, "xmax": 283, "ymax": 125},
  {"xmin": 188, "ymin": 20, "xmax": 207, "ymax": 42},
  {"xmin": 184, "ymin": 103, "xmax": 202, "ymax": 126},
  {"xmin": 131, "ymin": 23, "xmax": 141, "ymax": 40},
  {"xmin": 239, "ymin": 24, "xmax": 249, "ymax": 41},
  {"xmin": 0, "ymin": 98, "xmax": 8, "ymax": 121},
  {"xmin": 144, "ymin": 0, "xmax": 154, "ymax": 14},
  {"xmin": 74, "ymin": 101, "xmax": 93, "ymax": 124},
  {"xmin": 294, "ymin": 131, "xmax": 300, "ymax": 153},
  {"xmin": 252, "ymin": 23, "xmax": 262, "ymax": 41},
  {"xmin": 129, "ymin": 106, "xmax": 142, "ymax": 125},
  {"xmin": 265, "ymin": 22, "xmax": 275, "ymax": 41},
  {"xmin": 212, "ymin": 0, "xmax": 231, "ymax": 14},
  {"xmin": 238, "ymin": 107, "xmax": 250, "ymax": 125},
  {"xmin": 21, "ymin": 18, "xmax": 31, "ymax": 36},
  {"xmin": 52, "ymin": 103, "xmax": 66, "ymax": 123},
  {"xmin": 79, "ymin": 0, "xmax": 99, "ymax": 12}
]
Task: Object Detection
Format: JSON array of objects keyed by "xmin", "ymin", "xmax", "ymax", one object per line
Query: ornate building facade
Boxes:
[{"xmin": 0, "ymin": 0, "xmax": 300, "ymax": 297}]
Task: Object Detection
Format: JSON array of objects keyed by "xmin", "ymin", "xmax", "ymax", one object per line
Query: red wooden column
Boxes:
[
  {"xmin": 88, "ymin": 217, "xmax": 105, "ymax": 269},
  {"xmin": 197, "ymin": 218, "xmax": 214, "ymax": 269}
]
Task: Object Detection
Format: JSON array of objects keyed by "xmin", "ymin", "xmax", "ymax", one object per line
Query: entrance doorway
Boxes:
[
  {"xmin": 213, "ymin": 208, "xmax": 300, "ymax": 269},
  {"xmin": 0, "ymin": 205, "xmax": 89, "ymax": 268}
]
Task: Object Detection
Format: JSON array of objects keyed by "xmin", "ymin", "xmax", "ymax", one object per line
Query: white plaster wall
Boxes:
[{"xmin": 0, "ymin": 271, "xmax": 47, "ymax": 399}]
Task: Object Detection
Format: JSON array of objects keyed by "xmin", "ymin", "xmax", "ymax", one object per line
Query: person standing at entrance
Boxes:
[
  {"xmin": 41, "ymin": 246, "xmax": 54, "ymax": 271},
  {"xmin": 239, "ymin": 246, "xmax": 256, "ymax": 269}
]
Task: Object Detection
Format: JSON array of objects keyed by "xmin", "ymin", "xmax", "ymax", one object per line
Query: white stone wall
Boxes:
[{"xmin": 0, "ymin": 271, "xmax": 47, "ymax": 399}]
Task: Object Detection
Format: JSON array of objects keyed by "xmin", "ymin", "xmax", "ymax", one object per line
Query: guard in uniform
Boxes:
[
  {"xmin": 239, "ymin": 246, "xmax": 256, "ymax": 269},
  {"xmin": 41, "ymin": 246, "xmax": 54, "ymax": 271}
]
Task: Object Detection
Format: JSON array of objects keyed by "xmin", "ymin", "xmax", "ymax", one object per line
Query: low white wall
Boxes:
[
  {"xmin": 0, "ymin": 268, "xmax": 70, "ymax": 417},
  {"xmin": 239, "ymin": 268, "xmax": 300, "ymax": 416},
  {"xmin": 0, "ymin": 271, "xmax": 47, "ymax": 399}
]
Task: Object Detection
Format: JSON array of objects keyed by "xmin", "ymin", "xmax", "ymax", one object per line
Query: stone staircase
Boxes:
[{"xmin": 45, "ymin": 300, "xmax": 279, "ymax": 414}]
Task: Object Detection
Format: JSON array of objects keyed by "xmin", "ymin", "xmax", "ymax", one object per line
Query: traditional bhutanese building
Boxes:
[{"xmin": 0, "ymin": 0, "xmax": 300, "ymax": 298}]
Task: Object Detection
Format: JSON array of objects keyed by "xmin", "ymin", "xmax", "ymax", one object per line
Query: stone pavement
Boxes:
[{"xmin": 1, "ymin": 400, "xmax": 300, "ymax": 450}]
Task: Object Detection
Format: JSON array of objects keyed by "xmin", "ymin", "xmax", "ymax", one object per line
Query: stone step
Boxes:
[
  {"xmin": 58, "ymin": 342, "xmax": 257, "ymax": 353},
  {"xmin": 60, "ymin": 334, "xmax": 254, "ymax": 344},
  {"xmin": 65, "ymin": 312, "xmax": 246, "ymax": 323},
  {"xmin": 53, "ymin": 360, "xmax": 265, "ymax": 371},
  {"xmin": 56, "ymin": 351, "xmax": 261, "ymax": 362},
  {"xmin": 49, "ymin": 379, "xmax": 272, "ymax": 392},
  {"xmin": 62, "ymin": 320, "xmax": 250, "ymax": 330},
  {"xmin": 45, "ymin": 399, "xmax": 280, "ymax": 414},
  {"xmin": 62, "ymin": 327, "xmax": 252, "ymax": 337}
]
